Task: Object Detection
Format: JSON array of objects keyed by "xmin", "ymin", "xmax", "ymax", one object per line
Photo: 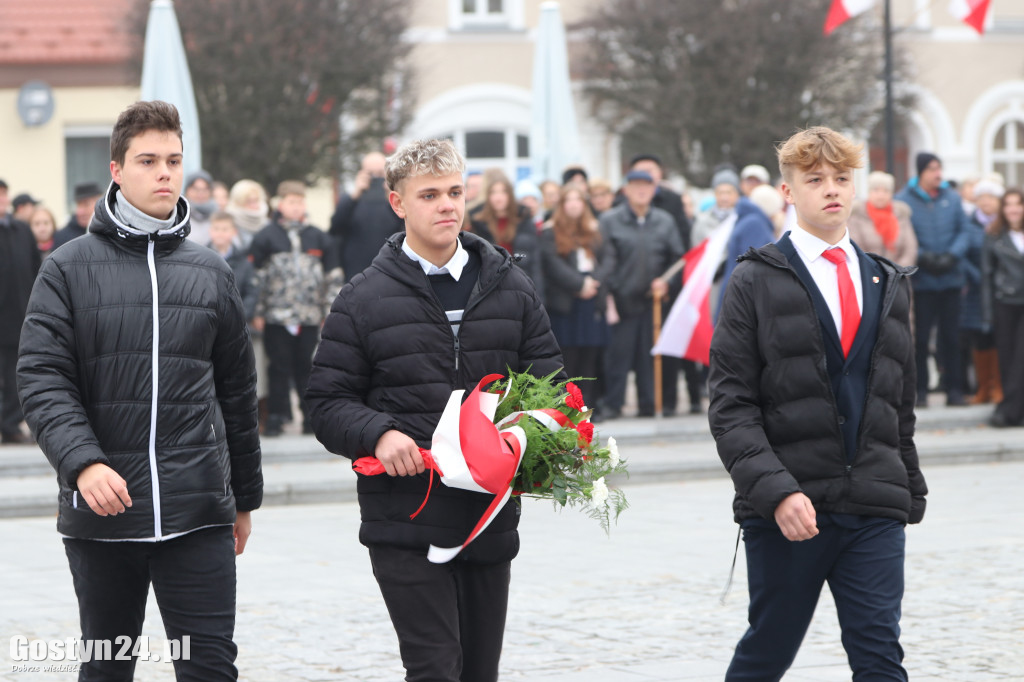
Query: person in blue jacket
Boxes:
[{"xmin": 895, "ymin": 152, "xmax": 971, "ymax": 406}]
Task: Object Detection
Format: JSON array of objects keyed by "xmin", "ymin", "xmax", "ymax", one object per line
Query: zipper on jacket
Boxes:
[
  {"xmin": 146, "ymin": 238, "xmax": 163, "ymax": 539},
  {"xmin": 454, "ymin": 336, "xmax": 460, "ymax": 372}
]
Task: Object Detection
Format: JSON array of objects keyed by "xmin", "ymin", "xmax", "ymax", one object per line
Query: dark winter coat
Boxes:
[
  {"xmin": 17, "ymin": 183, "xmax": 262, "ymax": 540},
  {"xmin": 468, "ymin": 205, "xmax": 544, "ymax": 298},
  {"xmin": 329, "ymin": 177, "xmax": 405, "ymax": 283},
  {"xmin": 537, "ymin": 224, "xmax": 613, "ymax": 316},
  {"xmin": 614, "ymin": 185, "xmax": 693, "ymax": 251},
  {"xmin": 708, "ymin": 235, "xmax": 926, "ymax": 525},
  {"xmin": 959, "ymin": 214, "xmax": 987, "ymax": 332},
  {"xmin": 305, "ymin": 231, "xmax": 563, "ymax": 563},
  {"xmin": 981, "ymin": 230, "xmax": 1024, "ymax": 328},
  {"xmin": 0, "ymin": 215, "xmax": 41, "ymax": 346},
  {"xmin": 599, "ymin": 203, "xmax": 684, "ymax": 315},
  {"xmin": 52, "ymin": 216, "xmax": 88, "ymax": 250},
  {"xmin": 222, "ymin": 246, "xmax": 260, "ymax": 322}
]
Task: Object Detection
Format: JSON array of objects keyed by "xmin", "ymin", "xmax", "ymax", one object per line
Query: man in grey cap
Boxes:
[
  {"xmin": 54, "ymin": 182, "xmax": 104, "ymax": 248},
  {"xmin": 597, "ymin": 169, "xmax": 684, "ymax": 421},
  {"xmin": 740, "ymin": 164, "xmax": 771, "ymax": 196}
]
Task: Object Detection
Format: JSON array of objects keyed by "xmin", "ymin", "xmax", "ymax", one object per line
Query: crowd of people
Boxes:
[{"xmin": 2, "ymin": 144, "xmax": 1022, "ymax": 445}]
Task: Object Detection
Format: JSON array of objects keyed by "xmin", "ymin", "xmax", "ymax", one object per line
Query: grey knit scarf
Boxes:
[{"xmin": 113, "ymin": 190, "xmax": 178, "ymax": 235}]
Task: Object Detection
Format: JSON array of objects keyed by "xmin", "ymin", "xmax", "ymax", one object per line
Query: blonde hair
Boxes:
[
  {"xmin": 385, "ymin": 139, "xmax": 465, "ymax": 193},
  {"xmin": 867, "ymin": 171, "xmax": 895, "ymax": 192},
  {"xmin": 228, "ymin": 179, "xmax": 267, "ymax": 208},
  {"xmin": 776, "ymin": 126, "xmax": 864, "ymax": 182}
]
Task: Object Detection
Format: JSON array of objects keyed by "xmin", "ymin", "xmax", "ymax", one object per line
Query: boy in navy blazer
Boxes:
[{"xmin": 709, "ymin": 127, "xmax": 927, "ymax": 681}]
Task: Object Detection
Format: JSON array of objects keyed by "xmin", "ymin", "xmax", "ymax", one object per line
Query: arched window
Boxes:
[{"xmin": 991, "ymin": 119, "xmax": 1024, "ymax": 186}]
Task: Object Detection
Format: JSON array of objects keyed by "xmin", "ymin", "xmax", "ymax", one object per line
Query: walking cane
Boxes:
[{"xmin": 653, "ymin": 294, "xmax": 662, "ymax": 420}]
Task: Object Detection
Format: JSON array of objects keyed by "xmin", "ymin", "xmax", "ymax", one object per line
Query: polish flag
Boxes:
[
  {"xmin": 651, "ymin": 215, "xmax": 735, "ymax": 365},
  {"xmin": 949, "ymin": 0, "xmax": 990, "ymax": 34},
  {"xmin": 823, "ymin": 0, "xmax": 876, "ymax": 35}
]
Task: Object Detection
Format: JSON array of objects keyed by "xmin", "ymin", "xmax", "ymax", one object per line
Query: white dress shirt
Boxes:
[
  {"xmin": 402, "ymin": 235, "xmax": 469, "ymax": 280},
  {"xmin": 788, "ymin": 227, "xmax": 863, "ymax": 341}
]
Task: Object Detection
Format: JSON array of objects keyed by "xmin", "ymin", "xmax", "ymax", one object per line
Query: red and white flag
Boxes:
[
  {"xmin": 949, "ymin": 0, "xmax": 991, "ymax": 34},
  {"xmin": 651, "ymin": 215, "xmax": 736, "ymax": 365},
  {"xmin": 823, "ymin": 0, "xmax": 875, "ymax": 34}
]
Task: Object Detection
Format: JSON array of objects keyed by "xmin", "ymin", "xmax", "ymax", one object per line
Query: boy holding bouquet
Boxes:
[{"xmin": 306, "ymin": 139, "xmax": 563, "ymax": 682}]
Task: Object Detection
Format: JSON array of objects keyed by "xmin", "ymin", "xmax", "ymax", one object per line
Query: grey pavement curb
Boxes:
[{"xmin": 3, "ymin": 404, "xmax": 1019, "ymax": 519}]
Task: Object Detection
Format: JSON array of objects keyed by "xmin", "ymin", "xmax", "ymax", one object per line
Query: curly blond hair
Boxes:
[
  {"xmin": 385, "ymin": 139, "xmax": 465, "ymax": 193},
  {"xmin": 777, "ymin": 126, "xmax": 864, "ymax": 182}
]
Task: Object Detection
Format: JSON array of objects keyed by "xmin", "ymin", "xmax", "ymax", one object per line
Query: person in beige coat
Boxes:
[{"xmin": 847, "ymin": 171, "xmax": 917, "ymax": 267}]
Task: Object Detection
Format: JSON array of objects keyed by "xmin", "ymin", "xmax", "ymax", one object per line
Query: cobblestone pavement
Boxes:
[{"xmin": 2, "ymin": 460, "xmax": 1022, "ymax": 681}]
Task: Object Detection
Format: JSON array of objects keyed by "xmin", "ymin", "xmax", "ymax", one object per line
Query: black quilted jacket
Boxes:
[
  {"xmin": 306, "ymin": 231, "xmax": 563, "ymax": 563},
  {"xmin": 17, "ymin": 183, "xmax": 262, "ymax": 540},
  {"xmin": 708, "ymin": 241, "xmax": 926, "ymax": 525}
]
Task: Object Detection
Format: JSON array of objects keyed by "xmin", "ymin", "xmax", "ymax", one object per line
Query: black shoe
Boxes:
[
  {"xmin": 662, "ymin": 409, "xmax": 676, "ymax": 418},
  {"xmin": 637, "ymin": 409, "xmax": 655, "ymax": 418},
  {"xmin": 688, "ymin": 404, "xmax": 703, "ymax": 415},
  {"xmin": 946, "ymin": 392, "xmax": 967, "ymax": 407},
  {"xmin": 591, "ymin": 408, "xmax": 620, "ymax": 424},
  {"xmin": 302, "ymin": 423, "xmax": 315, "ymax": 435},
  {"xmin": 263, "ymin": 415, "xmax": 285, "ymax": 437},
  {"xmin": 915, "ymin": 396, "xmax": 928, "ymax": 408}
]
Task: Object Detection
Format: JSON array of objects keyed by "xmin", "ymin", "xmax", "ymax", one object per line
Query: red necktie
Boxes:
[{"xmin": 821, "ymin": 248, "xmax": 860, "ymax": 358}]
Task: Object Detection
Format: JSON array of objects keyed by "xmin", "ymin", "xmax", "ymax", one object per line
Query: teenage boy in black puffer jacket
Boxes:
[
  {"xmin": 709, "ymin": 127, "xmax": 926, "ymax": 681},
  {"xmin": 17, "ymin": 100, "xmax": 261, "ymax": 680},
  {"xmin": 306, "ymin": 139, "xmax": 562, "ymax": 682}
]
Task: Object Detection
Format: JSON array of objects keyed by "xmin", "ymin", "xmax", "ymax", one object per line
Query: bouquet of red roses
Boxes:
[
  {"xmin": 489, "ymin": 370, "xmax": 628, "ymax": 534},
  {"xmin": 352, "ymin": 370, "xmax": 627, "ymax": 562}
]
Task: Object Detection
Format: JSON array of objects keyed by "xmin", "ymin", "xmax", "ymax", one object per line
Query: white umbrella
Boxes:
[
  {"xmin": 140, "ymin": 0, "xmax": 202, "ymax": 178},
  {"xmin": 529, "ymin": 1, "xmax": 581, "ymax": 184}
]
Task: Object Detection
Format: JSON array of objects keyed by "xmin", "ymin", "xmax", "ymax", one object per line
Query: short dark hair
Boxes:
[
  {"xmin": 210, "ymin": 211, "xmax": 237, "ymax": 227},
  {"xmin": 0, "ymin": 179, "xmax": 7, "ymax": 191},
  {"xmin": 110, "ymin": 101, "xmax": 183, "ymax": 165},
  {"xmin": 629, "ymin": 153, "xmax": 663, "ymax": 169}
]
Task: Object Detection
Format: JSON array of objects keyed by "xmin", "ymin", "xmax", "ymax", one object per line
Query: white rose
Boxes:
[
  {"xmin": 607, "ymin": 437, "xmax": 620, "ymax": 467},
  {"xmin": 590, "ymin": 477, "xmax": 609, "ymax": 505}
]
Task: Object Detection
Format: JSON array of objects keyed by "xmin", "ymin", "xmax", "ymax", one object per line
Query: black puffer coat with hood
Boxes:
[{"xmin": 17, "ymin": 182, "xmax": 262, "ymax": 540}]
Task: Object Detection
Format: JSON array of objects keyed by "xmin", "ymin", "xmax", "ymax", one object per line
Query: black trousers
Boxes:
[
  {"xmin": 603, "ymin": 311, "xmax": 654, "ymax": 414},
  {"xmin": 561, "ymin": 345, "xmax": 605, "ymax": 406},
  {"xmin": 726, "ymin": 516, "xmax": 907, "ymax": 682},
  {"xmin": 993, "ymin": 300, "xmax": 1024, "ymax": 424},
  {"xmin": 913, "ymin": 288, "xmax": 962, "ymax": 397},
  {"xmin": 264, "ymin": 324, "xmax": 319, "ymax": 424},
  {"xmin": 0, "ymin": 343, "xmax": 24, "ymax": 434},
  {"xmin": 63, "ymin": 526, "xmax": 238, "ymax": 681},
  {"xmin": 368, "ymin": 545, "xmax": 511, "ymax": 682}
]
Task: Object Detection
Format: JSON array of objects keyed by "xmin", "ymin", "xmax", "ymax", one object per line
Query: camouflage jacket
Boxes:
[{"xmin": 249, "ymin": 217, "xmax": 343, "ymax": 326}]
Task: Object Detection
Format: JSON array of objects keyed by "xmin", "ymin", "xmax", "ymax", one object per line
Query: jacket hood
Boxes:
[
  {"xmin": 91, "ymin": 181, "xmax": 191, "ymax": 243},
  {"xmin": 733, "ymin": 197, "xmax": 762, "ymax": 219}
]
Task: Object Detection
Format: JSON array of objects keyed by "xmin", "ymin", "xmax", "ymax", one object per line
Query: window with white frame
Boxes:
[
  {"xmin": 449, "ymin": 0, "xmax": 523, "ymax": 31},
  {"xmin": 65, "ymin": 127, "xmax": 113, "ymax": 213},
  {"xmin": 444, "ymin": 128, "xmax": 531, "ymax": 182},
  {"xmin": 991, "ymin": 119, "xmax": 1024, "ymax": 187}
]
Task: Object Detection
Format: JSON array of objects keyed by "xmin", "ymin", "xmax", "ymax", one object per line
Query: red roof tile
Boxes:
[{"xmin": 0, "ymin": 0, "xmax": 137, "ymax": 65}]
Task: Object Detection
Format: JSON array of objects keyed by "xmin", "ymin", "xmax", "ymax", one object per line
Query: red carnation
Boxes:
[
  {"xmin": 576, "ymin": 420, "xmax": 594, "ymax": 445},
  {"xmin": 565, "ymin": 382, "xmax": 585, "ymax": 411}
]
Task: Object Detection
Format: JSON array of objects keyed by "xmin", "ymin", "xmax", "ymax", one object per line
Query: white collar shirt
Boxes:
[
  {"xmin": 788, "ymin": 227, "xmax": 863, "ymax": 340},
  {"xmin": 402, "ymin": 235, "xmax": 469, "ymax": 280}
]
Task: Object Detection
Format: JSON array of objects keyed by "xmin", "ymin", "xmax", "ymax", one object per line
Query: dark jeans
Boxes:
[
  {"xmin": 0, "ymin": 344, "xmax": 24, "ymax": 434},
  {"xmin": 913, "ymin": 288, "xmax": 962, "ymax": 398},
  {"xmin": 726, "ymin": 516, "xmax": 907, "ymax": 682},
  {"xmin": 264, "ymin": 324, "xmax": 319, "ymax": 424},
  {"xmin": 993, "ymin": 301, "xmax": 1024, "ymax": 424},
  {"xmin": 603, "ymin": 311, "xmax": 654, "ymax": 414},
  {"xmin": 368, "ymin": 545, "xmax": 510, "ymax": 682},
  {"xmin": 63, "ymin": 526, "xmax": 238, "ymax": 681}
]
